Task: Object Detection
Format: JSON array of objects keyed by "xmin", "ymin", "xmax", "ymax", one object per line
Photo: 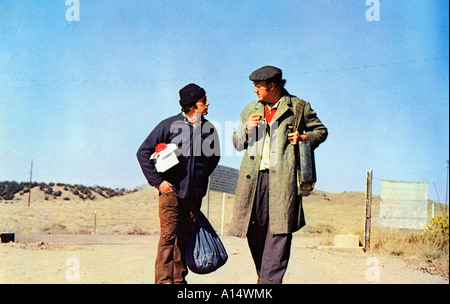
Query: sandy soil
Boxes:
[
  {"xmin": 1, "ymin": 186, "xmax": 448, "ymax": 285},
  {"xmin": 1, "ymin": 234, "xmax": 447, "ymax": 284}
]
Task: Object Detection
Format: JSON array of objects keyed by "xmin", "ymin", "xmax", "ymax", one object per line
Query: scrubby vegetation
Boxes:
[
  {"xmin": 0, "ymin": 181, "xmax": 132, "ymax": 201},
  {"xmin": 370, "ymin": 215, "xmax": 449, "ymax": 280},
  {"xmin": 0, "ymin": 181, "xmax": 27, "ymax": 200}
]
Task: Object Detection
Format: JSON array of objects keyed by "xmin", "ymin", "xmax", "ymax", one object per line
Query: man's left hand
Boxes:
[{"xmin": 288, "ymin": 126, "xmax": 308, "ymax": 145}]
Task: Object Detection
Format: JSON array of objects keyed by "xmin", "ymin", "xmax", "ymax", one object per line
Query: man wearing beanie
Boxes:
[
  {"xmin": 230, "ymin": 66, "xmax": 328, "ymax": 284},
  {"xmin": 137, "ymin": 83, "xmax": 220, "ymax": 284}
]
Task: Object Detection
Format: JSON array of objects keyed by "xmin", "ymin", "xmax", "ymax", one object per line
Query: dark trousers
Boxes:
[
  {"xmin": 247, "ymin": 170, "xmax": 292, "ymax": 284},
  {"xmin": 155, "ymin": 192, "xmax": 201, "ymax": 284}
]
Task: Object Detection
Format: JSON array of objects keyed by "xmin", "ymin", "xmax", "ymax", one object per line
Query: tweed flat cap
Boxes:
[{"xmin": 249, "ymin": 65, "xmax": 282, "ymax": 82}]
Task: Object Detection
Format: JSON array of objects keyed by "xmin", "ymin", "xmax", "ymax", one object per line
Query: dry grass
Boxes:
[
  {"xmin": 370, "ymin": 228, "xmax": 449, "ymax": 279},
  {"xmin": 298, "ymin": 190, "xmax": 449, "ymax": 280}
]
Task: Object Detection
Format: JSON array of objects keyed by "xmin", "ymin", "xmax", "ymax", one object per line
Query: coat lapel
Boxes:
[
  {"xmin": 252, "ymin": 101, "xmax": 265, "ymax": 116},
  {"xmin": 271, "ymin": 95, "xmax": 292, "ymax": 123}
]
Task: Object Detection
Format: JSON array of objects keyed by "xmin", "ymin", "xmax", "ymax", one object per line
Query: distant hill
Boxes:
[
  {"xmin": 0, "ymin": 181, "xmax": 134, "ymax": 201},
  {"xmin": 1, "ymin": 180, "xmax": 446, "ymax": 236}
]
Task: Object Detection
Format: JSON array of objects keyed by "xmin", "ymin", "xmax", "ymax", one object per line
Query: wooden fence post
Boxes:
[
  {"xmin": 364, "ymin": 170, "xmax": 373, "ymax": 252},
  {"xmin": 221, "ymin": 193, "xmax": 225, "ymax": 236}
]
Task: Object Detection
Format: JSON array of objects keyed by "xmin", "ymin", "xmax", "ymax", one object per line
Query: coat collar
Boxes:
[
  {"xmin": 271, "ymin": 94, "xmax": 293, "ymax": 123},
  {"xmin": 179, "ymin": 112, "xmax": 206, "ymax": 127},
  {"xmin": 253, "ymin": 92, "xmax": 293, "ymax": 123}
]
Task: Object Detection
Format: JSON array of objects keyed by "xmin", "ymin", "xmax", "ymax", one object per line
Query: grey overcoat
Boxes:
[{"xmin": 229, "ymin": 92, "xmax": 327, "ymax": 237}]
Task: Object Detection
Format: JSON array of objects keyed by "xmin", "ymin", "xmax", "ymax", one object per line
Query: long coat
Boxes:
[{"xmin": 229, "ymin": 92, "xmax": 327, "ymax": 237}]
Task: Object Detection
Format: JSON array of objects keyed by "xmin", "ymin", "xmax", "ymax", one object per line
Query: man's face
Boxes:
[
  {"xmin": 253, "ymin": 81, "xmax": 271, "ymax": 102},
  {"xmin": 194, "ymin": 96, "xmax": 209, "ymax": 116}
]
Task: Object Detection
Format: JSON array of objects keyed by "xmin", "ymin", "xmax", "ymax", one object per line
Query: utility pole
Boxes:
[
  {"xmin": 28, "ymin": 159, "xmax": 33, "ymax": 207},
  {"xmin": 446, "ymin": 160, "xmax": 449, "ymax": 215},
  {"xmin": 364, "ymin": 170, "xmax": 373, "ymax": 252}
]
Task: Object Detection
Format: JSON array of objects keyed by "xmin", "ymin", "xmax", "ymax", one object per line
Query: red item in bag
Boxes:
[{"xmin": 155, "ymin": 143, "xmax": 168, "ymax": 154}]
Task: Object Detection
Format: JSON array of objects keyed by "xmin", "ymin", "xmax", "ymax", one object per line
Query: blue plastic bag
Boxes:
[{"xmin": 185, "ymin": 211, "xmax": 228, "ymax": 274}]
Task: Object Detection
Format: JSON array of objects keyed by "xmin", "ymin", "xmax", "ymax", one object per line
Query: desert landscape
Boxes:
[{"xmin": 0, "ymin": 183, "xmax": 448, "ymax": 284}]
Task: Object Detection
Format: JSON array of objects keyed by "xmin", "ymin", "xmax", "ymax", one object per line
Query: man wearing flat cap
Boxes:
[
  {"xmin": 230, "ymin": 66, "xmax": 327, "ymax": 284},
  {"xmin": 137, "ymin": 83, "xmax": 220, "ymax": 284}
]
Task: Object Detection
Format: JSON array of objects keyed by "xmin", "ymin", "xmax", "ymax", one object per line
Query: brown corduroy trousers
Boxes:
[{"xmin": 155, "ymin": 192, "xmax": 201, "ymax": 284}]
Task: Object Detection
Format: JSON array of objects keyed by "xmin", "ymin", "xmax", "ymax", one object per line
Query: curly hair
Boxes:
[{"xmin": 181, "ymin": 102, "xmax": 197, "ymax": 114}]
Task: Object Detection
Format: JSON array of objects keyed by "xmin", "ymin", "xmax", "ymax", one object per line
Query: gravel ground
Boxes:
[{"xmin": 1, "ymin": 234, "xmax": 447, "ymax": 284}]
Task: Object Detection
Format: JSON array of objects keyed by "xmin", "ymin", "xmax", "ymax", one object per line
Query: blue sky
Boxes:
[{"xmin": 0, "ymin": 0, "xmax": 448, "ymax": 202}]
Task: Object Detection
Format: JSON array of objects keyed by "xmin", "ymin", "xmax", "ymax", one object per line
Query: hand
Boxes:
[
  {"xmin": 156, "ymin": 181, "xmax": 174, "ymax": 194},
  {"xmin": 246, "ymin": 113, "xmax": 264, "ymax": 132},
  {"xmin": 288, "ymin": 126, "xmax": 308, "ymax": 145}
]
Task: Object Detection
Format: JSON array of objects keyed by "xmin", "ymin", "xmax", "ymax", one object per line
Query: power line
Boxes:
[
  {"xmin": 293, "ymin": 57, "xmax": 449, "ymax": 75},
  {"xmin": 1, "ymin": 57, "xmax": 447, "ymax": 84}
]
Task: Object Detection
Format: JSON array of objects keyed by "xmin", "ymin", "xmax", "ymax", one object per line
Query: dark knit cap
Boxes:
[
  {"xmin": 179, "ymin": 83, "xmax": 206, "ymax": 106},
  {"xmin": 249, "ymin": 65, "xmax": 282, "ymax": 82}
]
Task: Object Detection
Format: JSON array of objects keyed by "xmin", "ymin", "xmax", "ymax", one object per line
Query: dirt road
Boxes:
[{"xmin": 0, "ymin": 234, "xmax": 447, "ymax": 284}]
